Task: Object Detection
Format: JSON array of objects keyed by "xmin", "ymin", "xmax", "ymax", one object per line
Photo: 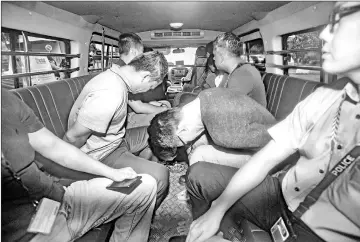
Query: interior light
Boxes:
[{"xmin": 170, "ymin": 22, "xmax": 183, "ymax": 29}]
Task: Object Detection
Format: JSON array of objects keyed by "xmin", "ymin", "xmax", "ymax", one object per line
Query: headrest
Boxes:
[
  {"xmin": 196, "ymin": 46, "xmax": 207, "ymax": 57},
  {"xmin": 206, "ymin": 41, "xmax": 213, "ymax": 55},
  {"xmin": 207, "ymin": 54, "xmax": 215, "ymax": 68}
]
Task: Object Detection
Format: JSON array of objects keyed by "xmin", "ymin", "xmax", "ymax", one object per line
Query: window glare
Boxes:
[{"xmin": 162, "ymin": 47, "xmax": 197, "ymax": 65}]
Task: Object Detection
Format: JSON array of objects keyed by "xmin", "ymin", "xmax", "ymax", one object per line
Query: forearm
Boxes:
[
  {"xmin": 211, "ymin": 140, "xmax": 293, "ymax": 213},
  {"xmin": 132, "ymin": 102, "xmax": 167, "ymax": 114},
  {"xmin": 48, "ymin": 136, "xmax": 115, "ymax": 178}
]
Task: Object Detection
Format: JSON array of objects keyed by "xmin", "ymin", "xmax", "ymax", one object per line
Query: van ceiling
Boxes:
[{"xmin": 45, "ymin": 1, "xmax": 289, "ymax": 33}]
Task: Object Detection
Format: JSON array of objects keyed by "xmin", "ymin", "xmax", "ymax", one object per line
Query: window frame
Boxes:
[
  {"xmin": 1, "ymin": 27, "xmax": 79, "ymax": 89},
  {"xmin": 243, "ymin": 38, "xmax": 266, "ymax": 73},
  {"xmin": 281, "ymin": 25, "xmax": 326, "ymax": 83},
  {"xmin": 88, "ymin": 32, "xmax": 119, "ymax": 73}
]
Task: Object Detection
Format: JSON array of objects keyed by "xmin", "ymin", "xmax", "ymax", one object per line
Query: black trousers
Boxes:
[{"xmin": 185, "ymin": 162, "xmax": 324, "ymax": 241}]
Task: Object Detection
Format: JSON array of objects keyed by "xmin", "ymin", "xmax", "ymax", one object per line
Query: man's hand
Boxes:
[
  {"xmin": 186, "ymin": 205, "xmax": 226, "ymax": 242},
  {"xmin": 108, "ymin": 167, "xmax": 138, "ymax": 182}
]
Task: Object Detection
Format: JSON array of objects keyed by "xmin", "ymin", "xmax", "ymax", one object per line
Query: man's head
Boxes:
[
  {"xmin": 126, "ymin": 51, "xmax": 168, "ymax": 93},
  {"xmin": 148, "ymin": 97, "xmax": 203, "ymax": 161},
  {"xmin": 213, "ymin": 32, "xmax": 243, "ymax": 72},
  {"xmin": 148, "ymin": 108, "xmax": 182, "ymax": 161},
  {"xmin": 320, "ymin": 2, "xmax": 360, "ymax": 82},
  {"xmin": 118, "ymin": 32, "xmax": 144, "ymax": 64}
]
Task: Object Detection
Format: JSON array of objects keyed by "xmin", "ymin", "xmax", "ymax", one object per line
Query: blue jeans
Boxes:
[
  {"xmin": 30, "ymin": 174, "xmax": 157, "ymax": 242},
  {"xmin": 186, "ymin": 162, "xmax": 324, "ymax": 241}
]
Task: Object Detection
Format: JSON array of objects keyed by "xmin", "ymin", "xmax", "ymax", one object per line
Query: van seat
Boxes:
[
  {"xmin": 262, "ymin": 73, "xmax": 325, "ymax": 121},
  {"xmin": 191, "ymin": 46, "xmax": 207, "ymax": 86}
]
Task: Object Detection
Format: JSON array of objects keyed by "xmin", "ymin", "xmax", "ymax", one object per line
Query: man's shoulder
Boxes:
[
  {"xmin": 87, "ymin": 70, "xmax": 127, "ymax": 91},
  {"xmin": 231, "ymin": 64, "xmax": 260, "ymax": 82}
]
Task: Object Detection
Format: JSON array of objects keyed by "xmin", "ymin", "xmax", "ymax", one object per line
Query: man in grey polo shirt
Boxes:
[{"xmin": 64, "ymin": 51, "xmax": 169, "ymax": 208}]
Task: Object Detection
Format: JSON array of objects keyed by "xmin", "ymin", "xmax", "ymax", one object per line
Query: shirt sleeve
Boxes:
[
  {"xmin": 3, "ymin": 90, "xmax": 44, "ymax": 133},
  {"xmin": 227, "ymin": 68, "xmax": 254, "ymax": 93},
  {"xmin": 268, "ymin": 89, "xmax": 323, "ymax": 150},
  {"xmin": 76, "ymin": 90, "xmax": 123, "ymax": 133}
]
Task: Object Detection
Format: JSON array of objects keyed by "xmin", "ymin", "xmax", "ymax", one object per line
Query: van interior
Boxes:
[{"xmin": 1, "ymin": 1, "xmax": 338, "ymax": 242}]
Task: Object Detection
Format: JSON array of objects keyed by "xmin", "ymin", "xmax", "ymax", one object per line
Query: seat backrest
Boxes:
[
  {"xmin": 10, "ymin": 74, "xmax": 99, "ymax": 181},
  {"xmin": 191, "ymin": 46, "xmax": 207, "ymax": 86},
  {"xmin": 262, "ymin": 73, "xmax": 325, "ymax": 121},
  {"xmin": 10, "ymin": 75, "xmax": 96, "ymax": 138}
]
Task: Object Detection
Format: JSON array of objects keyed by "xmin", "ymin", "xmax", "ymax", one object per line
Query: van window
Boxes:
[
  {"xmin": 245, "ymin": 39, "xmax": 265, "ymax": 72},
  {"xmin": 162, "ymin": 47, "xmax": 197, "ymax": 66},
  {"xmin": 282, "ymin": 27, "xmax": 323, "ymax": 82},
  {"xmin": 88, "ymin": 43, "xmax": 119, "ymax": 72},
  {"xmin": 1, "ymin": 28, "xmax": 76, "ymax": 89}
]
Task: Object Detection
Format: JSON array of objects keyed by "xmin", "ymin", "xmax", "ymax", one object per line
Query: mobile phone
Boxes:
[{"xmin": 106, "ymin": 176, "xmax": 142, "ymax": 194}]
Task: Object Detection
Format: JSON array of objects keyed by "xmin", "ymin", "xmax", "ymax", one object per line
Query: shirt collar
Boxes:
[{"xmin": 344, "ymin": 82, "xmax": 360, "ymax": 103}]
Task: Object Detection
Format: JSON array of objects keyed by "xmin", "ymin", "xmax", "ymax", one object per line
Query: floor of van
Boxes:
[{"xmin": 149, "ymin": 163, "xmax": 192, "ymax": 242}]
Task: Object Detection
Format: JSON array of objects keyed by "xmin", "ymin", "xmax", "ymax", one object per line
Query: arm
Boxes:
[
  {"xmin": 30, "ymin": 127, "xmax": 136, "ymax": 181},
  {"xmin": 213, "ymin": 140, "xmax": 291, "ymax": 211},
  {"xmin": 128, "ymin": 99, "xmax": 168, "ymax": 114},
  {"xmin": 63, "ymin": 120, "xmax": 93, "ymax": 148},
  {"xmin": 187, "ymin": 140, "xmax": 294, "ymax": 242},
  {"xmin": 187, "ymin": 89, "xmax": 322, "ymax": 242}
]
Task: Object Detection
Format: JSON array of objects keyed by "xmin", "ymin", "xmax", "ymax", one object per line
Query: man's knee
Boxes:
[
  {"xmin": 150, "ymin": 163, "xmax": 170, "ymax": 193},
  {"xmin": 138, "ymin": 174, "xmax": 157, "ymax": 196},
  {"xmin": 186, "ymin": 162, "xmax": 213, "ymax": 192},
  {"xmin": 140, "ymin": 174, "xmax": 157, "ymax": 189},
  {"xmin": 124, "ymin": 174, "xmax": 157, "ymax": 212}
]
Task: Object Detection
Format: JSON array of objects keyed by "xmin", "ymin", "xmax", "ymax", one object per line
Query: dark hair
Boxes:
[
  {"xmin": 147, "ymin": 107, "xmax": 182, "ymax": 160},
  {"xmin": 148, "ymin": 141, "xmax": 178, "ymax": 162},
  {"xmin": 206, "ymin": 41, "xmax": 214, "ymax": 55},
  {"xmin": 198, "ymin": 54, "xmax": 216, "ymax": 85},
  {"xmin": 128, "ymin": 51, "xmax": 168, "ymax": 84},
  {"xmin": 144, "ymin": 47, "xmax": 154, "ymax": 53},
  {"xmin": 205, "ymin": 54, "xmax": 216, "ymax": 73},
  {"xmin": 118, "ymin": 32, "xmax": 143, "ymax": 55},
  {"xmin": 213, "ymin": 32, "xmax": 243, "ymax": 57}
]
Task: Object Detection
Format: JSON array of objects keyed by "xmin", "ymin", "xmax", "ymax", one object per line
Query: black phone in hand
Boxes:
[{"xmin": 106, "ymin": 176, "xmax": 142, "ymax": 194}]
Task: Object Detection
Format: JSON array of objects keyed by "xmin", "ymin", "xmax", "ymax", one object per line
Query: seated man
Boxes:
[
  {"xmin": 2, "ymin": 89, "xmax": 157, "ymax": 242},
  {"xmin": 64, "ymin": 51, "xmax": 169, "ymax": 208},
  {"xmin": 214, "ymin": 32, "xmax": 267, "ymax": 107},
  {"xmin": 113, "ymin": 32, "xmax": 170, "ymax": 129},
  {"xmin": 148, "ymin": 88, "xmax": 276, "ymax": 168},
  {"xmin": 174, "ymin": 31, "xmax": 268, "ymax": 108},
  {"xmin": 174, "ymin": 2, "xmax": 360, "ymax": 242}
]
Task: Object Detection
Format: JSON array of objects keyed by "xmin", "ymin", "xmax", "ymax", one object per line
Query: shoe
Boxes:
[
  {"xmin": 178, "ymin": 175, "xmax": 186, "ymax": 185},
  {"xmin": 168, "ymin": 235, "xmax": 187, "ymax": 242}
]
